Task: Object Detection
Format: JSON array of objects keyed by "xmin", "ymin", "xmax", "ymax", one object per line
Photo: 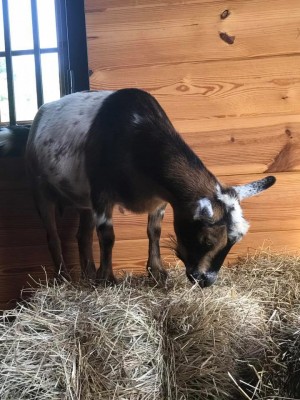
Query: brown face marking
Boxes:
[
  {"xmin": 175, "ymin": 224, "xmax": 227, "ymax": 269},
  {"xmin": 196, "ymin": 225, "xmax": 228, "ymax": 273}
]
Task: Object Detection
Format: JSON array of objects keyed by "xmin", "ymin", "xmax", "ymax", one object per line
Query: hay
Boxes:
[
  {"xmin": 222, "ymin": 251, "xmax": 300, "ymax": 398},
  {"xmin": 0, "ymin": 251, "xmax": 299, "ymax": 399},
  {"xmin": 0, "ymin": 283, "xmax": 164, "ymax": 399}
]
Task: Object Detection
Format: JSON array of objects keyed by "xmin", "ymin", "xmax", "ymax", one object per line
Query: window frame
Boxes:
[{"xmin": 0, "ymin": 0, "xmax": 90, "ymax": 126}]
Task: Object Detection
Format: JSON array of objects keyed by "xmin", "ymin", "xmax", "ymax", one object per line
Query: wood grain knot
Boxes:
[
  {"xmin": 220, "ymin": 10, "xmax": 231, "ymax": 20},
  {"xmin": 285, "ymin": 129, "xmax": 293, "ymax": 139},
  {"xmin": 177, "ymin": 85, "xmax": 189, "ymax": 92},
  {"xmin": 219, "ymin": 32, "xmax": 235, "ymax": 45},
  {"xmin": 265, "ymin": 142, "xmax": 293, "ymax": 173}
]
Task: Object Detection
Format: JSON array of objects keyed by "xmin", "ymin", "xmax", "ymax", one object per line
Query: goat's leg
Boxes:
[
  {"xmin": 77, "ymin": 209, "xmax": 96, "ymax": 280},
  {"xmin": 147, "ymin": 204, "xmax": 168, "ymax": 283},
  {"xmin": 94, "ymin": 208, "xmax": 116, "ymax": 285},
  {"xmin": 32, "ymin": 184, "xmax": 69, "ymax": 281}
]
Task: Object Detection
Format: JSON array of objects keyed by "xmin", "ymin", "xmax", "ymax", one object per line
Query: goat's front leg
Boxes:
[
  {"xmin": 147, "ymin": 204, "xmax": 168, "ymax": 283},
  {"xmin": 94, "ymin": 208, "xmax": 116, "ymax": 285}
]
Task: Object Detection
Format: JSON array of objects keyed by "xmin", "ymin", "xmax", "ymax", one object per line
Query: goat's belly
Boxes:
[{"xmin": 119, "ymin": 197, "xmax": 165, "ymax": 214}]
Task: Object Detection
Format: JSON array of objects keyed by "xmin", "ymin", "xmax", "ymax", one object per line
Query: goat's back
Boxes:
[
  {"xmin": 26, "ymin": 90, "xmax": 113, "ymax": 207},
  {"xmin": 26, "ymin": 88, "xmax": 185, "ymax": 211}
]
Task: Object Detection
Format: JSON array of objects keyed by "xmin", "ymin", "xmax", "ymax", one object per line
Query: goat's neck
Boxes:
[
  {"xmin": 165, "ymin": 160, "xmax": 217, "ymax": 208},
  {"xmin": 146, "ymin": 138, "xmax": 218, "ymax": 208}
]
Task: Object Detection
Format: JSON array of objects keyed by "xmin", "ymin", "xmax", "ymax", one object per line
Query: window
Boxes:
[{"xmin": 0, "ymin": 0, "xmax": 89, "ymax": 125}]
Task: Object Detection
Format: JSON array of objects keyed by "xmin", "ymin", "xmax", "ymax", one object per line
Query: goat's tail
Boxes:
[{"xmin": 0, "ymin": 125, "xmax": 30, "ymax": 157}]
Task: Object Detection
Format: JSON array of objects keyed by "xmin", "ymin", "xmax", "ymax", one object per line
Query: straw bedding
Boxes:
[{"xmin": 0, "ymin": 251, "xmax": 299, "ymax": 399}]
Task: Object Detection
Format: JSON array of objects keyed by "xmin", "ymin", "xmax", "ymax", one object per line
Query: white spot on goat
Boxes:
[
  {"xmin": 132, "ymin": 113, "xmax": 143, "ymax": 125},
  {"xmin": 30, "ymin": 91, "xmax": 114, "ymax": 208},
  {"xmin": 195, "ymin": 198, "xmax": 214, "ymax": 219},
  {"xmin": 160, "ymin": 209, "xmax": 165, "ymax": 218},
  {"xmin": 94, "ymin": 213, "xmax": 112, "ymax": 227},
  {"xmin": 216, "ymin": 184, "xmax": 249, "ymax": 241}
]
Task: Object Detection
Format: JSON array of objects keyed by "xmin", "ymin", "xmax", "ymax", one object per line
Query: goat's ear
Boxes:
[
  {"xmin": 193, "ymin": 198, "xmax": 214, "ymax": 220},
  {"xmin": 233, "ymin": 176, "xmax": 276, "ymax": 201}
]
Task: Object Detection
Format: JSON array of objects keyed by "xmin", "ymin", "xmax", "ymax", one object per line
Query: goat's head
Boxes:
[{"xmin": 173, "ymin": 176, "xmax": 276, "ymax": 288}]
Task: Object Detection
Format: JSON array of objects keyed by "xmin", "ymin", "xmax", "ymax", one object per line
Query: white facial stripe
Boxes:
[
  {"xmin": 216, "ymin": 184, "xmax": 249, "ymax": 241},
  {"xmin": 228, "ymin": 203, "xmax": 249, "ymax": 241},
  {"xmin": 199, "ymin": 198, "xmax": 213, "ymax": 216}
]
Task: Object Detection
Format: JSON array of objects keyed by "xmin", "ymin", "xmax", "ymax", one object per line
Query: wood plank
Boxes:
[
  {"xmin": 86, "ymin": 0, "xmax": 226, "ymax": 11},
  {"xmin": 86, "ymin": 0, "xmax": 300, "ymax": 69},
  {"xmin": 0, "ymin": 171, "xmax": 298, "ymax": 307},
  {"xmin": 0, "ymin": 228, "xmax": 298, "ymax": 278},
  {"xmin": 0, "ymin": 228, "xmax": 299, "ymax": 309},
  {"xmin": 1, "ymin": 121, "xmax": 299, "ymax": 183},
  {"xmin": 101, "ymin": 230, "xmax": 300, "ymax": 270},
  {"xmin": 182, "ymin": 125, "xmax": 300, "ymax": 176},
  {"xmin": 0, "ymin": 173, "xmax": 298, "ymax": 257},
  {"xmin": 0, "ymin": 171, "xmax": 299, "ymax": 244},
  {"xmin": 219, "ymin": 172, "xmax": 300, "ymax": 232},
  {"xmin": 173, "ymin": 114, "xmax": 300, "ymax": 135},
  {"xmin": 90, "ymin": 55, "xmax": 300, "ymax": 124},
  {"xmin": 108, "ymin": 172, "xmax": 300, "ymax": 240}
]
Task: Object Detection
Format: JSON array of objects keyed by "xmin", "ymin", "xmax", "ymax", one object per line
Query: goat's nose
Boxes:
[{"xmin": 187, "ymin": 271, "xmax": 217, "ymax": 288}]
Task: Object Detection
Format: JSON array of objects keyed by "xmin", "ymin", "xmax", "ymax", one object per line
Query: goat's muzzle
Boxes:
[{"xmin": 187, "ymin": 271, "xmax": 217, "ymax": 288}]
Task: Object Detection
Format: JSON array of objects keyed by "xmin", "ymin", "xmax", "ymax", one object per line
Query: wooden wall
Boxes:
[
  {"xmin": 85, "ymin": 0, "xmax": 300, "ymax": 253},
  {"xmin": 0, "ymin": 0, "xmax": 299, "ymax": 308}
]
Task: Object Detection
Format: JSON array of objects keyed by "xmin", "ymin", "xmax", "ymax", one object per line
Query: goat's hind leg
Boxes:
[
  {"xmin": 147, "ymin": 204, "xmax": 168, "ymax": 283},
  {"xmin": 31, "ymin": 180, "xmax": 70, "ymax": 281},
  {"xmin": 77, "ymin": 209, "xmax": 96, "ymax": 281}
]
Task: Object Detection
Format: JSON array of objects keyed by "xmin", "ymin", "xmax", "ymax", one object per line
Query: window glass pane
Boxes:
[
  {"xmin": 13, "ymin": 55, "xmax": 37, "ymax": 121},
  {"xmin": 0, "ymin": 1, "xmax": 4, "ymax": 52},
  {"xmin": 37, "ymin": 0, "xmax": 57, "ymax": 48},
  {"xmin": 0, "ymin": 58, "xmax": 9, "ymax": 124},
  {"xmin": 8, "ymin": 0, "xmax": 33, "ymax": 50},
  {"xmin": 41, "ymin": 52, "xmax": 60, "ymax": 103}
]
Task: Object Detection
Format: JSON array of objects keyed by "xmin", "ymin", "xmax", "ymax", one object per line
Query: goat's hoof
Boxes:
[
  {"xmin": 148, "ymin": 267, "xmax": 168, "ymax": 284},
  {"xmin": 95, "ymin": 277, "xmax": 118, "ymax": 287},
  {"xmin": 95, "ymin": 270, "xmax": 117, "ymax": 286},
  {"xmin": 81, "ymin": 263, "xmax": 97, "ymax": 282}
]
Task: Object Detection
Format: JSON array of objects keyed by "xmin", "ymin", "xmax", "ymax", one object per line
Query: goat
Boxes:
[{"xmin": 25, "ymin": 88, "xmax": 275, "ymax": 287}]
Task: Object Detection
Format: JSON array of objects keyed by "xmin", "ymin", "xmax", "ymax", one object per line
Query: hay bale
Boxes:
[
  {"xmin": 0, "ymin": 282, "xmax": 164, "ymax": 399},
  {"xmin": 0, "ymin": 251, "xmax": 299, "ymax": 399},
  {"xmin": 163, "ymin": 287, "xmax": 267, "ymax": 399},
  {"xmin": 221, "ymin": 251, "xmax": 300, "ymax": 398}
]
